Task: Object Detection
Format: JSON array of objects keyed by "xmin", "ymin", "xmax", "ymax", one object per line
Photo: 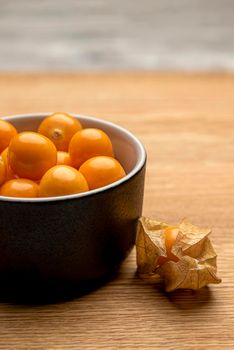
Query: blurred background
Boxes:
[{"xmin": 0, "ymin": 0, "xmax": 234, "ymax": 71}]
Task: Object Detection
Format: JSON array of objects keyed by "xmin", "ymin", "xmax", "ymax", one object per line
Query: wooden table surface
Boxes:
[{"xmin": 0, "ymin": 73, "xmax": 233, "ymax": 349}]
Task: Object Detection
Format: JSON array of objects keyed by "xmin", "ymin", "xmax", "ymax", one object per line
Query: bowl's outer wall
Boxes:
[{"xmin": 0, "ymin": 164, "xmax": 146, "ymax": 282}]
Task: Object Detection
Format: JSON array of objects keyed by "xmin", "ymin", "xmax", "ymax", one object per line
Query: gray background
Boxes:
[{"xmin": 0, "ymin": 0, "xmax": 234, "ymax": 71}]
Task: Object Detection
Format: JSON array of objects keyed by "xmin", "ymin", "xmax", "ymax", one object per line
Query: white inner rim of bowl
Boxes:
[{"xmin": 0, "ymin": 113, "xmax": 146, "ymax": 203}]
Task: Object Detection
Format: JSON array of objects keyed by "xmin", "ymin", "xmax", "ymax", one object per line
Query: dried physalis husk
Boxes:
[{"xmin": 136, "ymin": 217, "xmax": 221, "ymax": 292}]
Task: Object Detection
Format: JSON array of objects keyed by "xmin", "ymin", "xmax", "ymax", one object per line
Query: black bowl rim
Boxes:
[{"xmin": 0, "ymin": 112, "xmax": 147, "ymax": 203}]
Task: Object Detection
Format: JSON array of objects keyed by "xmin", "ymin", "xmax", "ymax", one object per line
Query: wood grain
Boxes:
[{"xmin": 0, "ymin": 73, "xmax": 233, "ymax": 349}]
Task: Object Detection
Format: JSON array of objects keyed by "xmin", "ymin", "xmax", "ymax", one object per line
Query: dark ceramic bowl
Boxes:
[{"xmin": 0, "ymin": 113, "xmax": 146, "ymax": 284}]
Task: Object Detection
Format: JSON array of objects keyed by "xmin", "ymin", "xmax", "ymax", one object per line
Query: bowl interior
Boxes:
[{"xmin": 3, "ymin": 113, "xmax": 144, "ymax": 175}]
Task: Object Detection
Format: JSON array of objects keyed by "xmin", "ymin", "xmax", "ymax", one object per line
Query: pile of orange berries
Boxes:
[{"xmin": 0, "ymin": 113, "xmax": 126, "ymax": 198}]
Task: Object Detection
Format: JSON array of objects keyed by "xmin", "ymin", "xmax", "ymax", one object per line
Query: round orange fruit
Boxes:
[
  {"xmin": 38, "ymin": 113, "xmax": 82, "ymax": 151},
  {"xmin": 57, "ymin": 151, "xmax": 71, "ymax": 166},
  {"xmin": 8, "ymin": 132, "xmax": 57, "ymax": 181},
  {"xmin": 157, "ymin": 227, "xmax": 179, "ymax": 266},
  {"xmin": 79, "ymin": 156, "xmax": 126, "ymax": 190},
  {"xmin": 69, "ymin": 128, "xmax": 114, "ymax": 169},
  {"xmin": 39, "ymin": 165, "xmax": 89, "ymax": 197},
  {"xmin": 0, "ymin": 179, "xmax": 39, "ymax": 198},
  {"xmin": 0, "ymin": 119, "xmax": 17, "ymax": 153},
  {"xmin": 1, "ymin": 147, "xmax": 17, "ymax": 181}
]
